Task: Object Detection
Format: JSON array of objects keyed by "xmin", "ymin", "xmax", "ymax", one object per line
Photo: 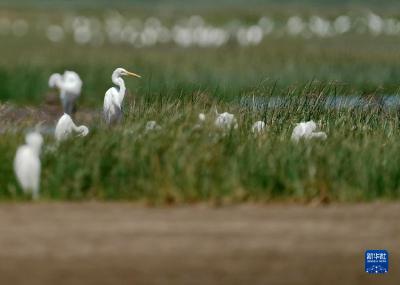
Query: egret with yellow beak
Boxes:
[{"xmin": 103, "ymin": 67, "xmax": 141, "ymax": 125}]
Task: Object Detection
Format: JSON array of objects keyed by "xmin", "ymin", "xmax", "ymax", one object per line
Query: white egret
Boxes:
[
  {"xmin": 291, "ymin": 120, "xmax": 327, "ymax": 142},
  {"xmin": 145, "ymin": 120, "xmax": 161, "ymax": 132},
  {"xmin": 103, "ymin": 67, "xmax": 141, "ymax": 125},
  {"xmin": 49, "ymin": 71, "xmax": 82, "ymax": 115},
  {"xmin": 214, "ymin": 111, "xmax": 238, "ymax": 130},
  {"xmin": 198, "ymin": 113, "xmax": 206, "ymax": 122},
  {"xmin": 193, "ymin": 113, "xmax": 206, "ymax": 130},
  {"xmin": 14, "ymin": 132, "xmax": 43, "ymax": 199},
  {"xmin": 251, "ymin": 121, "xmax": 266, "ymax": 134},
  {"xmin": 55, "ymin": 113, "xmax": 89, "ymax": 142}
]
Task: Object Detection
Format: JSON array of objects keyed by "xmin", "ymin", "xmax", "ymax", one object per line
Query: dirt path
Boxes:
[{"xmin": 0, "ymin": 203, "xmax": 398, "ymax": 285}]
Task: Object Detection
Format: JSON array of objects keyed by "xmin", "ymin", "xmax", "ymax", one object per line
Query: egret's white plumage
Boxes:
[
  {"xmin": 214, "ymin": 111, "xmax": 238, "ymax": 130},
  {"xmin": 193, "ymin": 113, "xmax": 206, "ymax": 130},
  {"xmin": 291, "ymin": 120, "xmax": 327, "ymax": 142},
  {"xmin": 103, "ymin": 67, "xmax": 141, "ymax": 125},
  {"xmin": 14, "ymin": 132, "xmax": 43, "ymax": 199},
  {"xmin": 145, "ymin": 121, "xmax": 161, "ymax": 132},
  {"xmin": 251, "ymin": 121, "xmax": 266, "ymax": 134},
  {"xmin": 198, "ymin": 113, "xmax": 206, "ymax": 122},
  {"xmin": 55, "ymin": 113, "xmax": 89, "ymax": 141},
  {"xmin": 49, "ymin": 71, "xmax": 82, "ymax": 115}
]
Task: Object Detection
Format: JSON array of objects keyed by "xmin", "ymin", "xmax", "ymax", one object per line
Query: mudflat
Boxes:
[{"xmin": 0, "ymin": 203, "xmax": 398, "ymax": 285}]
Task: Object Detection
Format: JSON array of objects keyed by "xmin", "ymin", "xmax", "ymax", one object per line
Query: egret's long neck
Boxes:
[
  {"xmin": 112, "ymin": 74, "xmax": 126, "ymax": 106},
  {"xmin": 29, "ymin": 143, "xmax": 42, "ymax": 155},
  {"xmin": 70, "ymin": 120, "xmax": 87, "ymax": 135},
  {"xmin": 71, "ymin": 121, "xmax": 79, "ymax": 133},
  {"xmin": 75, "ymin": 125, "xmax": 88, "ymax": 136}
]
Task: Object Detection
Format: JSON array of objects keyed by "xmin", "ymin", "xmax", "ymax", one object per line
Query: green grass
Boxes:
[
  {"xmin": 1, "ymin": 6, "xmax": 400, "ymax": 203},
  {"xmin": 2, "ymin": 36, "xmax": 400, "ymax": 105},
  {"xmin": 2, "ymin": 89, "xmax": 400, "ymax": 203}
]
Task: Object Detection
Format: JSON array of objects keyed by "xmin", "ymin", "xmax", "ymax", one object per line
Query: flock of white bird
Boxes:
[
  {"xmin": 13, "ymin": 67, "xmax": 327, "ymax": 199},
  {"xmin": 3, "ymin": 12, "xmax": 397, "ymax": 49}
]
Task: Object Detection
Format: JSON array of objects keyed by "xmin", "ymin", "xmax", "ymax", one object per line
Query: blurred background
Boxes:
[{"xmin": 1, "ymin": 0, "xmax": 400, "ymax": 106}]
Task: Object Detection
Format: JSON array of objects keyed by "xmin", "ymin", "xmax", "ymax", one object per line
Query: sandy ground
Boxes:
[{"xmin": 0, "ymin": 202, "xmax": 398, "ymax": 285}]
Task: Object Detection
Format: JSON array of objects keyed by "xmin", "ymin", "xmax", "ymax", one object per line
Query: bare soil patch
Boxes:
[{"xmin": 0, "ymin": 203, "xmax": 398, "ymax": 285}]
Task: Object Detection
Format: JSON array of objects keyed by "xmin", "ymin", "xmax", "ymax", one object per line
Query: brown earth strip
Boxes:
[{"xmin": 0, "ymin": 203, "xmax": 398, "ymax": 285}]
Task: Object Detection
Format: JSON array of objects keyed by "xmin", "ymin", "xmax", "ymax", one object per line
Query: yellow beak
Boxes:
[{"xmin": 126, "ymin": 71, "xmax": 141, "ymax": 78}]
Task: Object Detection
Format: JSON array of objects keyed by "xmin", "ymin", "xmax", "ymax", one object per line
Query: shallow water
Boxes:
[{"xmin": 240, "ymin": 95, "xmax": 400, "ymax": 110}]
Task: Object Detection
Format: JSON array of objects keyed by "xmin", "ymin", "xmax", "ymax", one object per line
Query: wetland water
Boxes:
[{"xmin": 240, "ymin": 95, "xmax": 400, "ymax": 110}]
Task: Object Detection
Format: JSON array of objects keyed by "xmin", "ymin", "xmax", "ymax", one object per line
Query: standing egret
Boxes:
[
  {"xmin": 14, "ymin": 132, "xmax": 43, "ymax": 199},
  {"xmin": 251, "ymin": 121, "xmax": 266, "ymax": 134},
  {"xmin": 291, "ymin": 120, "xmax": 327, "ymax": 142},
  {"xmin": 49, "ymin": 71, "xmax": 82, "ymax": 115},
  {"xmin": 55, "ymin": 113, "xmax": 89, "ymax": 141},
  {"xmin": 214, "ymin": 111, "xmax": 238, "ymax": 130},
  {"xmin": 103, "ymin": 67, "xmax": 141, "ymax": 125}
]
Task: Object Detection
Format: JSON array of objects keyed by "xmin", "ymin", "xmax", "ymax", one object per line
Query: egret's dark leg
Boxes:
[
  {"xmin": 112, "ymin": 108, "xmax": 123, "ymax": 125},
  {"xmin": 105, "ymin": 105, "xmax": 122, "ymax": 126},
  {"xmin": 64, "ymin": 98, "xmax": 75, "ymax": 115}
]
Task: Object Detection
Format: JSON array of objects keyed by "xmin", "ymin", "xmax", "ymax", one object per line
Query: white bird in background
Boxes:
[
  {"xmin": 214, "ymin": 111, "xmax": 238, "ymax": 130},
  {"xmin": 193, "ymin": 113, "xmax": 206, "ymax": 130},
  {"xmin": 291, "ymin": 120, "xmax": 327, "ymax": 142},
  {"xmin": 251, "ymin": 121, "xmax": 266, "ymax": 134},
  {"xmin": 198, "ymin": 113, "xmax": 206, "ymax": 122},
  {"xmin": 145, "ymin": 120, "xmax": 161, "ymax": 132},
  {"xmin": 14, "ymin": 132, "xmax": 43, "ymax": 200},
  {"xmin": 103, "ymin": 67, "xmax": 141, "ymax": 125},
  {"xmin": 49, "ymin": 71, "xmax": 83, "ymax": 115},
  {"xmin": 55, "ymin": 113, "xmax": 89, "ymax": 141}
]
